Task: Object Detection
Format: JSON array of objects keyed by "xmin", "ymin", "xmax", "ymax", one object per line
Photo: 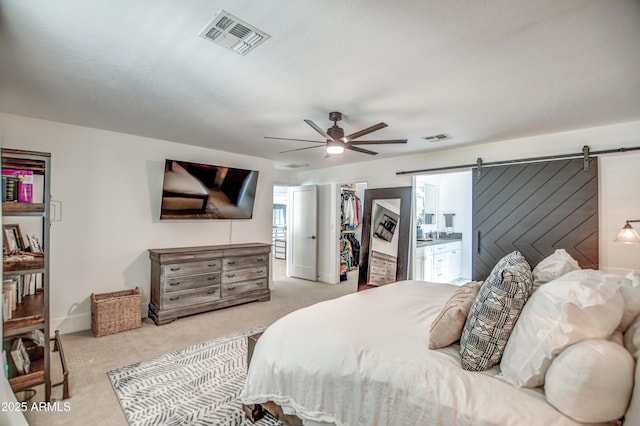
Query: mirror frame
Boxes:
[{"xmin": 358, "ymin": 186, "xmax": 413, "ymax": 291}]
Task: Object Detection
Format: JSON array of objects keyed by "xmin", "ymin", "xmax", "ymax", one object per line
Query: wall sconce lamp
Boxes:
[{"xmin": 615, "ymin": 220, "xmax": 640, "ymax": 244}]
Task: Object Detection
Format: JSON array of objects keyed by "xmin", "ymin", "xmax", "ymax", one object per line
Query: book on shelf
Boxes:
[
  {"xmin": 2, "ymin": 291, "xmax": 10, "ymax": 321},
  {"xmin": 35, "ymin": 273, "xmax": 43, "ymax": 291},
  {"xmin": 10, "ymin": 338, "xmax": 30, "ymax": 375},
  {"xmin": 2, "ymin": 279, "xmax": 17, "ymax": 312},
  {"xmin": 15, "ymin": 329, "xmax": 45, "ymax": 362},
  {"xmin": 3, "ymin": 175, "xmax": 17, "ymax": 202}
]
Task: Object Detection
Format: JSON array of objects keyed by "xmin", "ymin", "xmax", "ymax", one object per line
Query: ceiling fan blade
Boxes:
[
  {"xmin": 279, "ymin": 145, "xmax": 325, "ymax": 154},
  {"xmin": 347, "ymin": 139, "xmax": 408, "ymax": 145},
  {"xmin": 346, "ymin": 145, "xmax": 378, "ymax": 156},
  {"xmin": 344, "ymin": 122, "xmax": 387, "ymax": 141},
  {"xmin": 304, "ymin": 119, "xmax": 334, "ymax": 141},
  {"xmin": 264, "ymin": 136, "xmax": 325, "ymax": 144}
]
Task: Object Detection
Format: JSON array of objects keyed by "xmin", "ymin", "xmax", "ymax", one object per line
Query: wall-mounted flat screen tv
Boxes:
[{"xmin": 160, "ymin": 159, "xmax": 259, "ymax": 220}]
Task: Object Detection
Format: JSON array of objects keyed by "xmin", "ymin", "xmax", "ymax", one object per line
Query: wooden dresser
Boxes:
[
  {"xmin": 148, "ymin": 243, "xmax": 271, "ymax": 325},
  {"xmin": 368, "ymin": 250, "xmax": 398, "ymax": 286}
]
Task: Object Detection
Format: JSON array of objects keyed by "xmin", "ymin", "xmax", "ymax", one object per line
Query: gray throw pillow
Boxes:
[{"xmin": 459, "ymin": 251, "xmax": 533, "ymax": 371}]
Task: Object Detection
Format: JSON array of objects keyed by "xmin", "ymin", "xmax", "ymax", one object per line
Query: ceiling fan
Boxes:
[{"xmin": 265, "ymin": 111, "xmax": 407, "ymax": 156}]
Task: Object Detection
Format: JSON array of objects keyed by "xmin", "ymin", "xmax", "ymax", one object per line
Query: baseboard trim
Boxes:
[
  {"xmin": 317, "ymin": 271, "xmax": 338, "ymax": 284},
  {"xmin": 51, "ymin": 312, "xmax": 91, "ymax": 334}
]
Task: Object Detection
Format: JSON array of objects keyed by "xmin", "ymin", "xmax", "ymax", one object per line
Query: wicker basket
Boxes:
[{"xmin": 91, "ymin": 287, "xmax": 142, "ymax": 337}]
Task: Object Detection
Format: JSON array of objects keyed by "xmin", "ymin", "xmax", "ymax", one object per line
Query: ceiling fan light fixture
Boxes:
[{"xmin": 326, "ymin": 142, "xmax": 344, "ymax": 154}]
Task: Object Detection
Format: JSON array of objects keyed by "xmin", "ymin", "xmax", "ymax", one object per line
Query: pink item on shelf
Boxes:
[
  {"xmin": 18, "ymin": 171, "xmax": 33, "ymax": 203},
  {"xmin": 2, "ymin": 169, "xmax": 33, "ymax": 203}
]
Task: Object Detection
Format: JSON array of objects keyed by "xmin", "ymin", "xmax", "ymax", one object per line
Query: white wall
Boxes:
[
  {"xmin": 600, "ymin": 152, "xmax": 640, "ymax": 274},
  {"xmin": 0, "ymin": 113, "xmax": 274, "ymax": 333},
  {"xmin": 317, "ymin": 183, "xmax": 339, "ymax": 284},
  {"xmin": 294, "ymin": 120, "xmax": 640, "ymax": 275}
]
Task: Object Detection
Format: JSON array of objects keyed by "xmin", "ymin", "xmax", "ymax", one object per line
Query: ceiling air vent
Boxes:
[
  {"xmin": 422, "ymin": 134, "xmax": 452, "ymax": 142},
  {"xmin": 284, "ymin": 163, "xmax": 309, "ymax": 169},
  {"xmin": 199, "ymin": 10, "xmax": 270, "ymax": 56}
]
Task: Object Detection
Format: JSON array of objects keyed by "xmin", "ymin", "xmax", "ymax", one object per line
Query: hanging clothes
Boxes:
[
  {"xmin": 340, "ymin": 189, "xmax": 362, "ymax": 230},
  {"xmin": 340, "ymin": 187, "xmax": 363, "ymax": 277}
]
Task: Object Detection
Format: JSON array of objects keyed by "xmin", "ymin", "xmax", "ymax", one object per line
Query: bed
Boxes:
[{"xmin": 241, "ymin": 250, "xmax": 640, "ymax": 425}]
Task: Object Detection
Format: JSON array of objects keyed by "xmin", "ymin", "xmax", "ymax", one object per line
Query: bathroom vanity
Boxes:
[{"xmin": 415, "ymin": 235, "xmax": 462, "ymax": 283}]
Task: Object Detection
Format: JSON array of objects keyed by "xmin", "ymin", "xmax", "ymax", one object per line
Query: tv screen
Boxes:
[{"xmin": 160, "ymin": 159, "xmax": 259, "ymax": 220}]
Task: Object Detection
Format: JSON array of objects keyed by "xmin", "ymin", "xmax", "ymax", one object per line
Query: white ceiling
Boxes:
[{"xmin": 1, "ymin": 0, "xmax": 639, "ymax": 170}]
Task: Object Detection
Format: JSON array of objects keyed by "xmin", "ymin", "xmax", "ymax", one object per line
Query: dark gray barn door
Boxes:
[{"xmin": 472, "ymin": 158, "xmax": 598, "ymax": 281}]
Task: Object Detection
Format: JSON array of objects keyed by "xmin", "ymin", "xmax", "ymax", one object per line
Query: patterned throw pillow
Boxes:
[{"xmin": 459, "ymin": 251, "xmax": 533, "ymax": 371}]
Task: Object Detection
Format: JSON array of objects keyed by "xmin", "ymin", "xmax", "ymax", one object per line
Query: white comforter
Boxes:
[{"xmin": 241, "ymin": 280, "xmax": 585, "ymax": 426}]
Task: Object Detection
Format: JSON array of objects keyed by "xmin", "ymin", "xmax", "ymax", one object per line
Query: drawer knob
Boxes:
[
  {"xmin": 169, "ymin": 282, "xmax": 181, "ymax": 286},
  {"xmin": 170, "ymin": 267, "xmax": 180, "ymax": 271},
  {"xmin": 207, "ymin": 290, "xmax": 216, "ymax": 295},
  {"xmin": 227, "ymin": 273, "xmax": 236, "ymax": 278},
  {"xmin": 169, "ymin": 296, "xmax": 179, "ymax": 301},
  {"xmin": 255, "ymin": 282, "xmax": 262, "ymax": 286},
  {"xmin": 208, "ymin": 263, "xmax": 217, "ymax": 267},
  {"xmin": 207, "ymin": 277, "xmax": 216, "ymax": 281},
  {"xmin": 257, "ymin": 270, "xmax": 264, "ymax": 273},
  {"xmin": 257, "ymin": 258, "xmax": 264, "ymax": 262},
  {"xmin": 228, "ymin": 286, "xmax": 236, "ymax": 291},
  {"xmin": 227, "ymin": 260, "xmax": 236, "ymax": 265}
]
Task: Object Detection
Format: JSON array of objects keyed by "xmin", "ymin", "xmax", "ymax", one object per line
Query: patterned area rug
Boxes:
[{"xmin": 108, "ymin": 325, "xmax": 282, "ymax": 426}]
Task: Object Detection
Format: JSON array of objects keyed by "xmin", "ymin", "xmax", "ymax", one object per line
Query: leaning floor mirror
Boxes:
[{"xmin": 358, "ymin": 186, "xmax": 412, "ymax": 291}]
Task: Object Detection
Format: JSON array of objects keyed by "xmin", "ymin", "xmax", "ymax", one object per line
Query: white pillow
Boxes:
[
  {"xmin": 618, "ymin": 283, "xmax": 640, "ymax": 332},
  {"xmin": 627, "ymin": 270, "xmax": 640, "ymax": 288},
  {"xmin": 545, "ymin": 339, "xmax": 634, "ymax": 423},
  {"xmin": 531, "ymin": 249, "xmax": 580, "ymax": 290},
  {"xmin": 624, "ymin": 313, "xmax": 640, "ymax": 359},
  {"xmin": 500, "ymin": 269, "xmax": 625, "ymax": 388},
  {"xmin": 626, "ymin": 316, "xmax": 640, "ymax": 426},
  {"xmin": 624, "ymin": 356, "xmax": 640, "ymax": 425}
]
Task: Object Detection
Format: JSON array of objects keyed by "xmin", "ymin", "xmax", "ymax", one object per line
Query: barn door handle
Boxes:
[
  {"xmin": 309, "ymin": 236, "xmax": 316, "ymax": 239},
  {"xmin": 477, "ymin": 231, "xmax": 481, "ymax": 254}
]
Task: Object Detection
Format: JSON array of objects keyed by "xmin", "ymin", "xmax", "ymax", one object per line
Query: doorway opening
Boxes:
[
  {"xmin": 339, "ymin": 183, "xmax": 366, "ymax": 285},
  {"xmin": 272, "ymin": 185, "xmax": 288, "ymax": 279},
  {"xmin": 414, "ymin": 171, "xmax": 472, "ymax": 284}
]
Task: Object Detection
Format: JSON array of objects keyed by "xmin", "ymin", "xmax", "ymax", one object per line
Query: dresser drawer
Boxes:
[
  {"xmin": 223, "ymin": 254, "xmax": 268, "ymax": 271},
  {"xmin": 369, "ymin": 265, "xmax": 387, "ymax": 277},
  {"xmin": 162, "ymin": 285, "xmax": 221, "ymax": 308},
  {"xmin": 368, "ymin": 273, "xmax": 387, "ymax": 285},
  {"xmin": 385, "ymin": 263, "xmax": 397, "ymax": 278},
  {"xmin": 222, "ymin": 267, "xmax": 268, "ymax": 284},
  {"xmin": 164, "ymin": 273, "xmax": 220, "ymax": 293},
  {"xmin": 369, "ymin": 257, "xmax": 389, "ymax": 269},
  {"xmin": 163, "ymin": 259, "xmax": 222, "ymax": 278},
  {"xmin": 222, "ymin": 279, "xmax": 267, "ymax": 297}
]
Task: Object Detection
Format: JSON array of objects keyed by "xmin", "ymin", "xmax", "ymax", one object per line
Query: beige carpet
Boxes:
[{"xmin": 23, "ymin": 259, "xmax": 357, "ymax": 426}]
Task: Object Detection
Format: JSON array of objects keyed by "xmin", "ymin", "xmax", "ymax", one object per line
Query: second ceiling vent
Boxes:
[{"xmin": 199, "ymin": 10, "xmax": 270, "ymax": 56}]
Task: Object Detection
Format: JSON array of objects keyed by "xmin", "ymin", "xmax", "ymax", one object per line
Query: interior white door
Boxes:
[{"xmin": 288, "ymin": 185, "xmax": 318, "ymax": 281}]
